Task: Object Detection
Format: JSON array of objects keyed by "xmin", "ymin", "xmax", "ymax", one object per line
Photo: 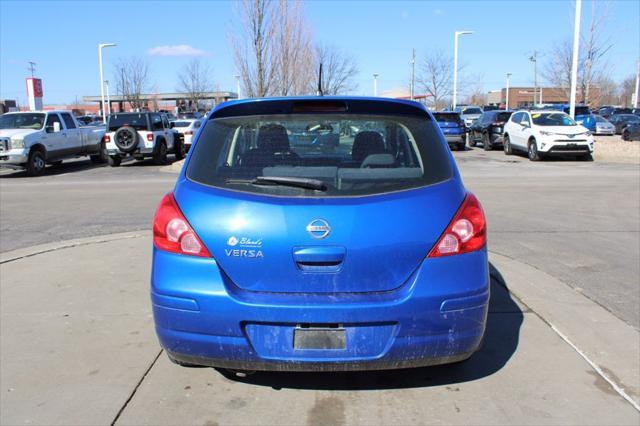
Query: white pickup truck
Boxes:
[{"xmin": 0, "ymin": 111, "xmax": 106, "ymax": 176}]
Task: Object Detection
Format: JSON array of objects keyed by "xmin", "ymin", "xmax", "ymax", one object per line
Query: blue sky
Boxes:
[{"xmin": 1, "ymin": 0, "xmax": 638, "ymax": 105}]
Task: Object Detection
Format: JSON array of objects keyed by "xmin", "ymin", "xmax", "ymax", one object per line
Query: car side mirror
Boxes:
[
  {"xmin": 53, "ymin": 122, "xmax": 61, "ymax": 133},
  {"xmin": 521, "ymin": 122, "xmax": 529, "ymax": 128},
  {"xmin": 170, "ymin": 122, "xmax": 175, "ymax": 128}
]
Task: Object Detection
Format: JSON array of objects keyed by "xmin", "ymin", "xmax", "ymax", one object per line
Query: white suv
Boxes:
[
  {"xmin": 503, "ymin": 110, "xmax": 594, "ymax": 161},
  {"xmin": 104, "ymin": 112, "xmax": 185, "ymax": 166}
]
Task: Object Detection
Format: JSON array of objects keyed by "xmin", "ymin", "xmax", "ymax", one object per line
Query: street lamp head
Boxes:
[
  {"xmin": 506, "ymin": 72, "xmax": 512, "ymax": 77},
  {"xmin": 373, "ymin": 73, "xmax": 379, "ymax": 78},
  {"xmin": 99, "ymin": 43, "xmax": 116, "ymax": 49},
  {"xmin": 455, "ymin": 31, "xmax": 473, "ymax": 36}
]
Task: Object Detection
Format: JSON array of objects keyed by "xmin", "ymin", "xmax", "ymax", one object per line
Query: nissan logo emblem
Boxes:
[{"xmin": 306, "ymin": 219, "xmax": 331, "ymax": 239}]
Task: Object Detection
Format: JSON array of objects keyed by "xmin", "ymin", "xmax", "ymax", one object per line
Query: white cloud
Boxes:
[{"xmin": 147, "ymin": 44, "xmax": 208, "ymax": 57}]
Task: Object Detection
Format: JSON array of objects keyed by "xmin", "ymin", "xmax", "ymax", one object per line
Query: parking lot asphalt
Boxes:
[
  {"xmin": 1, "ymin": 149, "xmax": 639, "ymax": 425},
  {"xmin": 1, "ymin": 148, "xmax": 638, "ymax": 328}
]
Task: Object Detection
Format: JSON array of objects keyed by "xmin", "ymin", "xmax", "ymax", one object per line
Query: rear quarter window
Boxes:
[{"xmin": 187, "ymin": 114, "xmax": 453, "ymax": 198}]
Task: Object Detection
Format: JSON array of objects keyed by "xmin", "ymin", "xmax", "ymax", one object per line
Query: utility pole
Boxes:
[
  {"xmin": 505, "ymin": 73, "xmax": 512, "ymax": 110},
  {"xmin": 410, "ymin": 48, "xmax": 416, "ymax": 100},
  {"xmin": 27, "ymin": 61, "xmax": 36, "ymax": 77},
  {"xmin": 529, "ymin": 51, "xmax": 538, "ymax": 106},
  {"xmin": 569, "ymin": 0, "xmax": 582, "ymax": 118},
  {"xmin": 234, "ymin": 75, "xmax": 241, "ymax": 99}
]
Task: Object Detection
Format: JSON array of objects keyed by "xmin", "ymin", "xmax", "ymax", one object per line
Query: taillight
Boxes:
[
  {"xmin": 147, "ymin": 133, "xmax": 154, "ymax": 142},
  {"xmin": 103, "ymin": 135, "xmax": 111, "ymax": 143},
  {"xmin": 153, "ymin": 193, "xmax": 211, "ymax": 257},
  {"xmin": 428, "ymin": 193, "xmax": 486, "ymax": 258}
]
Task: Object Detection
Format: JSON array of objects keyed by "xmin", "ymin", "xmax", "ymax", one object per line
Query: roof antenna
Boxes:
[{"xmin": 316, "ymin": 63, "xmax": 323, "ymax": 96}]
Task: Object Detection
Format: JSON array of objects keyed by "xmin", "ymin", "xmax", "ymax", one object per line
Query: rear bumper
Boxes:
[
  {"xmin": 445, "ymin": 134, "xmax": 465, "ymax": 144},
  {"xmin": 151, "ymin": 248, "xmax": 490, "ymax": 371}
]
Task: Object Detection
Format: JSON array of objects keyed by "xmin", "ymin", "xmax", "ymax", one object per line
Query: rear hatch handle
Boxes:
[{"xmin": 293, "ymin": 246, "xmax": 346, "ymax": 272}]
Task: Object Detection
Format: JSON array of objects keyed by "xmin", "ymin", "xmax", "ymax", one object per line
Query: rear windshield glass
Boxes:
[
  {"xmin": 187, "ymin": 114, "xmax": 452, "ymax": 197},
  {"xmin": 495, "ymin": 112, "xmax": 512, "ymax": 122},
  {"xmin": 172, "ymin": 121, "xmax": 192, "ymax": 128},
  {"xmin": 531, "ymin": 112, "xmax": 577, "ymax": 126},
  {"xmin": 462, "ymin": 107, "xmax": 482, "ymax": 115},
  {"xmin": 108, "ymin": 114, "xmax": 148, "ymax": 131},
  {"xmin": 433, "ymin": 113, "xmax": 461, "ymax": 123}
]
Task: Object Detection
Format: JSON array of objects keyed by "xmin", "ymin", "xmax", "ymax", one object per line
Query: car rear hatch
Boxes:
[{"xmin": 176, "ymin": 98, "xmax": 464, "ymax": 294}]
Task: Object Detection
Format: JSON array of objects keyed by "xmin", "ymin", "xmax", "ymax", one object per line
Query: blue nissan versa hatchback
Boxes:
[{"xmin": 151, "ymin": 97, "xmax": 489, "ymax": 372}]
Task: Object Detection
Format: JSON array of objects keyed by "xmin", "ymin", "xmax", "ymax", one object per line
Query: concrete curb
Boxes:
[
  {"xmin": 0, "ymin": 231, "xmax": 149, "ymax": 264},
  {"xmin": 1, "ymin": 234, "xmax": 638, "ymax": 410},
  {"xmin": 490, "ymin": 251, "xmax": 640, "ymax": 409}
]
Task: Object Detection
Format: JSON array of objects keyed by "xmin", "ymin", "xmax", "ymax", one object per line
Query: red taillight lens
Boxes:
[
  {"xmin": 146, "ymin": 133, "xmax": 154, "ymax": 142},
  {"xmin": 153, "ymin": 193, "xmax": 211, "ymax": 257},
  {"xmin": 428, "ymin": 193, "xmax": 486, "ymax": 258},
  {"xmin": 103, "ymin": 135, "xmax": 111, "ymax": 143}
]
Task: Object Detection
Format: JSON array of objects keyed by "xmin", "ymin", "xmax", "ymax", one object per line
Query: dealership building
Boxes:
[
  {"xmin": 487, "ymin": 87, "xmax": 602, "ymax": 108},
  {"xmin": 80, "ymin": 91, "xmax": 238, "ymax": 115}
]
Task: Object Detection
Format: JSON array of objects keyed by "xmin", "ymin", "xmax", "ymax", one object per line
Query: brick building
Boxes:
[{"xmin": 487, "ymin": 87, "xmax": 601, "ymax": 108}]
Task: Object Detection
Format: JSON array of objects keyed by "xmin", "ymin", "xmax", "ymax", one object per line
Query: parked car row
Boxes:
[{"xmin": 0, "ymin": 109, "xmax": 207, "ymax": 175}]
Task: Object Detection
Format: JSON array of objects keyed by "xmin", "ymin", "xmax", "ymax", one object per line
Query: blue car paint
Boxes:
[{"xmin": 151, "ymin": 96, "xmax": 489, "ymax": 371}]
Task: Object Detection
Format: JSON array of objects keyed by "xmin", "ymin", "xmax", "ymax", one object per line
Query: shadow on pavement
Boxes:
[
  {"xmin": 215, "ymin": 262, "xmax": 524, "ymax": 390},
  {"xmin": 0, "ymin": 159, "xmax": 106, "ymax": 178}
]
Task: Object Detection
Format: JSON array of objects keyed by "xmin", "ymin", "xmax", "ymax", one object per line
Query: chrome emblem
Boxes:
[{"xmin": 306, "ymin": 219, "xmax": 331, "ymax": 239}]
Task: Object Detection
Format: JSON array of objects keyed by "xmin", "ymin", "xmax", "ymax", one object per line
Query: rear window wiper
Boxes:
[{"xmin": 226, "ymin": 176, "xmax": 327, "ymax": 191}]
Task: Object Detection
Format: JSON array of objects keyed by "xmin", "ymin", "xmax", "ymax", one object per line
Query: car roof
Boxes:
[{"xmin": 209, "ymin": 96, "xmax": 430, "ymax": 119}]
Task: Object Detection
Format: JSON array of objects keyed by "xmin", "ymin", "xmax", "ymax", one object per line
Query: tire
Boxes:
[
  {"xmin": 108, "ymin": 155, "xmax": 121, "ymax": 167},
  {"xmin": 153, "ymin": 139, "xmax": 168, "ymax": 165},
  {"xmin": 90, "ymin": 141, "xmax": 108, "ymax": 164},
  {"xmin": 503, "ymin": 135, "xmax": 513, "ymax": 155},
  {"xmin": 467, "ymin": 132, "xmax": 476, "ymax": 147},
  {"xmin": 26, "ymin": 149, "xmax": 46, "ymax": 176},
  {"xmin": 581, "ymin": 153, "xmax": 594, "ymax": 161},
  {"xmin": 174, "ymin": 136, "xmax": 186, "ymax": 160},
  {"xmin": 528, "ymin": 139, "xmax": 542, "ymax": 161},
  {"xmin": 622, "ymin": 130, "xmax": 629, "ymax": 141},
  {"xmin": 114, "ymin": 126, "xmax": 139, "ymax": 153},
  {"xmin": 483, "ymin": 133, "xmax": 493, "ymax": 151},
  {"xmin": 457, "ymin": 142, "xmax": 465, "ymax": 151}
]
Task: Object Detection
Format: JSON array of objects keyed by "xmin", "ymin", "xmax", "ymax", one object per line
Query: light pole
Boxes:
[
  {"xmin": 505, "ymin": 73, "xmax": 512, "ymax": 110},
  {"xmin": 529, "ymin": 51, "xmax": 538, "ymax": 106},
  {"xmin": 633, "ymin": 59, "xmax": 639, "ymax": 108},
  {"xmin": 569, "ymin": 0, "xmax": 582, "ymax": 118},
  {"xmin": 98, "ymin": 43, "xmax": 116, "ymax": 122},
  {"xmin": 410, "ymin": 49, "xmax": 415, "ymax": 100},
  {"xmin": 453, "ymin": 30, "xmax": 473, "ymax": 110},
  {"xmin": 104, "ymin": 80, "xmax": 111, "ymax": 115},
  {"xmin": 373, "ymin": 73, "xmax": 379, "ymax": 97},
  {"xmin": 234, "ymin": 75, "xmax": 241, "ymax": 99}
]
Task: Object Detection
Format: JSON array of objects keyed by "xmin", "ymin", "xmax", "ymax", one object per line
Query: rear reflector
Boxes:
[
  {"xmin": 147, "ymin": 133, "xmax": 154, "ymax": 142},
  {"xmin": 103, "ymin": 135, "xmax": 111, "ymax": 143},
  {"xmin": 428, "ymin": 193, "xmax": 486, "ymax": 258},
  {"xmin": 153, "ymin": 193, "xmax": 211, "ymax": 257}
]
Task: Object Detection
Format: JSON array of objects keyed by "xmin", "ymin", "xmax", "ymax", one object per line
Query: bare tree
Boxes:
[
  {"xmin": 113, "ymin": 56, "xmax": 150, "ymax": 110},
  {"xmin": 543, "ymin": 2, "xmax": 612, "ymax": 106},
  {"xmin": 272, "ymin": 0, "xmax": 314, "ymax": 95},
  {"xmin": 416, "ymin": 50, "xmax": 454, "ymax": 110},
  {"xmin": 314, "ymin": 44, "xmax": 358, "ymax": 95},
  {"xmin": 618, "ymin": 76, "xmax": 636, "ymax": 106},
  {"xmin": 230, "ymin": 0, "xmax": 277, "ymax": 98},
  {"xmin": 178, "ymin": 59, "xmax": 214, "ymax": 111}
]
